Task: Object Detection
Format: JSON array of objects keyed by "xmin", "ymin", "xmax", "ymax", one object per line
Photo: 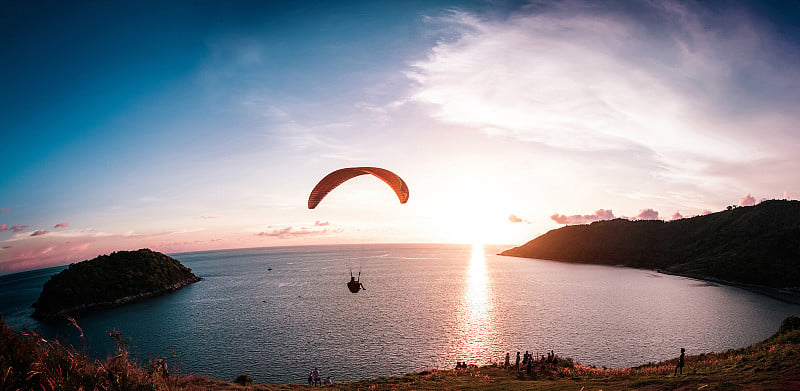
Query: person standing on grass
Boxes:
[
  {"xmin": 313, "ymin": 367, "xmax": 320, "ymax": 386},
  {"xmin": 674, "ymin": 348, "xmax": 685, "ymax": 375}
]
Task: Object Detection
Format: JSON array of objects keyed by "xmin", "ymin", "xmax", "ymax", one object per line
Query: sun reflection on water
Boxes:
[{"xmin": 455, "ymin": 242, "xmax": 494, "ymax": 363}]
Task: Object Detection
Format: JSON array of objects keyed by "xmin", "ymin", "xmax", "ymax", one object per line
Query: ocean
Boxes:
[{"xmin": 1, "ymin": 243, "xmax": 798, "ymax": 384}]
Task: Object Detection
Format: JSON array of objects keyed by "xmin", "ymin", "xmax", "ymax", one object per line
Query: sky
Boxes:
[{"xmin": 1, "ymin": 0, "xmax": 799, "ymax": 274}]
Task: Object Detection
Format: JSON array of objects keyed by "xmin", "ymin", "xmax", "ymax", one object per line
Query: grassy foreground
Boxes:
[{"xmin": 3, "ymin": 317, "xmax": 798, "ymax": 390}]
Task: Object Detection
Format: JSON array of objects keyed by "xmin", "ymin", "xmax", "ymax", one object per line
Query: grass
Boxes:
[{"xmin": 3, "ymin": 316, "xmax": 799, "ymax": 390}]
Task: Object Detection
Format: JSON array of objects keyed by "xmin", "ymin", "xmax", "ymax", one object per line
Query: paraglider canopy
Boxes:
[{"xmin": 308, "ymin": 167, "xmax": 409, "ymax": 209}]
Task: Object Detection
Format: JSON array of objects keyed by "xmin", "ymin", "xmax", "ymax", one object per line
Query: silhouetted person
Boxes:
[
  {"xmin": 504, "ymin": 352, "xmax": 510, "ymax": 368},
  {"xmin": 312, "ymin": 367, "xmax": 320, "ymax": 386},
  {"xmin": 307, "ymin": 371, "xmax": 313, "ymax": 385},
  {"xmin": 347, "ymin": 272, "xmax": 365, "ymax": 293},
  {"xmin": 675, "ymin": 348, "xmax": 685, "ymax": 375},
  {"xmin": 515, "ymin": 351, "xmax": 521, "ymax": 369}
]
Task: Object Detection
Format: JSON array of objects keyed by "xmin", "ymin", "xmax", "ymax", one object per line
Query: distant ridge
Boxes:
[
  {"xmin": 501, "ymin": 200, "xmax": 800, "ymax": 290},
  {"xmin": 32, "ymin": 249, "xmax": 200, "ymax": 319}
]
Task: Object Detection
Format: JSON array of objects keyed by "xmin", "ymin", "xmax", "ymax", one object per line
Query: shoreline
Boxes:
[
  {"xmin": 498, "ymin": 253, "xmax": 800, "ymax": 305},
  {"xmin": 32, "ymin": 276, "xmax": 202, "ymax": 320},
  {"xmin": 654, "ymin": 269, "xmax": 800, "ymax": 305}
]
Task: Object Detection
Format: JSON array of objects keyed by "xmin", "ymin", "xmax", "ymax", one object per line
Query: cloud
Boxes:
[
  {"xmin": 508, "ymin": 214, "xmax": 533, "ymax": 224},
  {"xmin": 314, "ymin": 220, "xmax": 330, "ymax": 226},
  {"xmin": 671, "ymin": 211, "xmax": 684, "ymax": 220},
  {"xmin": 637, "ymin": 208, "xmax": 659, "ymax": 220},
  {"xmin": 0, "ymin": 224, "xmax": 6, "ymax": 232},
  {"xmin": 54, "ymin": 222, "xmax": 69, "ymax": 228},
  {"xmin": 30, "ymin": 230, "xmax": 49, "ymax": 236},
  {"xmin": 739, "ymin": 193, "xmax": 757, "ymax": 206},
  {"xmin": 551, "ymin": 209, "xmax": 615, "ymax": 225},
  {"xmin": 257, "ymin": 225, "xmax": 340, "ymax": 239},
  {"xmin": 409, "ymin": 4, "xmax": 800, "ymax": 197},
  {"xmin": 0, "ymin": 208, "xmax": 9, "ymax": 214},
  {"xmin": 195, "ymin": 216, "xmax": 221, "ymax": 219},
  {"xmin": 11, "ymin": 224, "xmax": 28, "ymax": 232}
]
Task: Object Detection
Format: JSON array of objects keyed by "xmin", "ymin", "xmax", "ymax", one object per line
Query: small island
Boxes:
[
  {"xmin": 32, "ymin": 249, "xmax": 201, "ymax": 319},
  {"xmin": 501, "ymin": 199, "xmax": 800, "ymax": 293}
]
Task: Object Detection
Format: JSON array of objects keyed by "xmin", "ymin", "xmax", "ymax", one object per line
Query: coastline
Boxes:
[
  {"xmin": 498, "ymin": 253, "xmax": 800, "ymax": 305},
  {"xmin": 654, "ymin": 269, "xmax": 800, "ymax": 305},
  {"xmin": 4, "ymin": 314, "xmax": 799, "ymax": 390},
  {"xmin": 32, "ymin": 276, "xmax": 202, "ymax": 320}
]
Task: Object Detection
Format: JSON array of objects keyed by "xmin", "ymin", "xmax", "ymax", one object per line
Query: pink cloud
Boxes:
[
  {"xmin": 314, "ymin": 220, "xmax": 330, "ymax": 226},
  {"xmin": 671, "ymin": 211, "xmax": 684, "ymax": 220},
  {"xmin": 30, "ymin": 230, "xmax": 49, "ymax": 236},
  {"xmin": 11, "ymin": 224, "xmax": 29, "ymax": 232},
  {"xmin": 0, "ymin": 208, "xmax": 9, "ymax": 214},
  {"xmin": 637, "ymin": 208, "xmax": 659, "ymax": 220},
  {"xmin": 195, "ymin": 216, "xmax": 220, "ymax": 219},
  {"xmin": 508, "ymin": 214, "xmax": 533, "ymax": 224},
  {"xmin": 550, "ymin": 209, "xmax": 615, "ymax": 225},
  {"xmin": 257, "ymin": 223, "xmax": 342, "ymax": 239},
  {"xmin": 54, "ymin": 222, "xmax": 69, "ymax": 228},
  {"xmin": 739, "ymin": 193, "xmax": 756, "ymax": 206},
  {"xmin": 0, "ymin": 224, "xmax": 6, "ymax": 232}
]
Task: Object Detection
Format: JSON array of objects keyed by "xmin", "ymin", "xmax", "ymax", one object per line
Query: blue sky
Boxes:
[{"xmin": 2, "ymin": 0, "xmax": 799, "ymax": 273}]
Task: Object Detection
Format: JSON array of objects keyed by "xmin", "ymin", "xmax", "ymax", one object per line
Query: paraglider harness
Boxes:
[{"xmin": 347, "ymin": 270, "xmax": 365, "ymax": 293}]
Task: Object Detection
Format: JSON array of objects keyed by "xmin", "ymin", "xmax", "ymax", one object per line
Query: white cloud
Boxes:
[{"xmin": 409, "ymin": 3, "xmax": 800, "ymax": 193}]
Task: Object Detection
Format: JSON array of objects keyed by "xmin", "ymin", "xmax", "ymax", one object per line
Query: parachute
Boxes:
[{"xmin": 308, "ymin": 167, "xmax": 409, "ymax": 209}]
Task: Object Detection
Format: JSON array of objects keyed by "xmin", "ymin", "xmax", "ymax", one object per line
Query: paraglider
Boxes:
[
  {"xmin": 307, "ymin": 167, "xmax": 409, "ymax": 209},
  {"xmin": 308, "ymin": 166, "xmax": 409, "ymax": 293},
  {"xmin": 347, "ymin": 270, "xmax": 365, "ymax": 293}
]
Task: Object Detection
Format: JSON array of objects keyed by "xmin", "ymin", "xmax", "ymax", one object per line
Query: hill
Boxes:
[
  {"xmin": 32, "ymin": 249, "xmax": 200, "ymax": 319},
  {"xmin": 501, "ymin": 200, "xmax": 800, "ymax": 290}
]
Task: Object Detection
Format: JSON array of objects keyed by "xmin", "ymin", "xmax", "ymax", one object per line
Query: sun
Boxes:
[{"xmin": 435, "ymin": 181, "xmax": 508, "ymax": 245}]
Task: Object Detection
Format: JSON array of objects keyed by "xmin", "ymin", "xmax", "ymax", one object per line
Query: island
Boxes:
[
  {"xmin": 32, "ymin": 248, "xmax": 201, "ymax": 319},
  {"xmin": 501, "ymin": 199, "xmax": 800, "ymax": 292}
]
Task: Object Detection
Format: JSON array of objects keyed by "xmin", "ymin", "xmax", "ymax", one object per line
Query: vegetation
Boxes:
[
  {"xmin": 501, "ymin": 200, "xmax": 800, "ymax": 289},
  {"xmin": 32, "ymin": 249, "xmax": 201, "ymax": 319},
  {"xmin": 3, "ymin": 315, "xmax": 799, "ymax": 390}
]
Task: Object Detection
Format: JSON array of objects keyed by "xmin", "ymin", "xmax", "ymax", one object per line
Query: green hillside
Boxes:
[
  {"xmin": 32, "ymin": 249, "xmax": 200, "ymax": 319},
  {"xmin": 501, "ymin": 200, "xmax": 800, "ymax": 289}
]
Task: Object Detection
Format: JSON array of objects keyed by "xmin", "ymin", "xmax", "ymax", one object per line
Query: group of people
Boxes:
[
  {"xmin": 503, "ymin": 350, "xmax": 559, "ymax": 374},
  {"xmin": 306, "ymin": 367, "xmax": 333, "ymax": 386}
]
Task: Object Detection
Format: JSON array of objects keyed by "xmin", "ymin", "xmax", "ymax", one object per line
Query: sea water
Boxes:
[{"xmin": 1, "ymin": 243, "xmax": 798, "ymax": 384}]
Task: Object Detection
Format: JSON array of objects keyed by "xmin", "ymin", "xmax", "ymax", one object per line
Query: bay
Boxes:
[{"xmin": 1, "ymin": 243, "xmax": 798, "ymax": 384}]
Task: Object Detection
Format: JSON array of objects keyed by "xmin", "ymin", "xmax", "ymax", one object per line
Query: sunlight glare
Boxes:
[{"xmin": 457, "ymin": 242, "xmax": 493, "ymax": 361}]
